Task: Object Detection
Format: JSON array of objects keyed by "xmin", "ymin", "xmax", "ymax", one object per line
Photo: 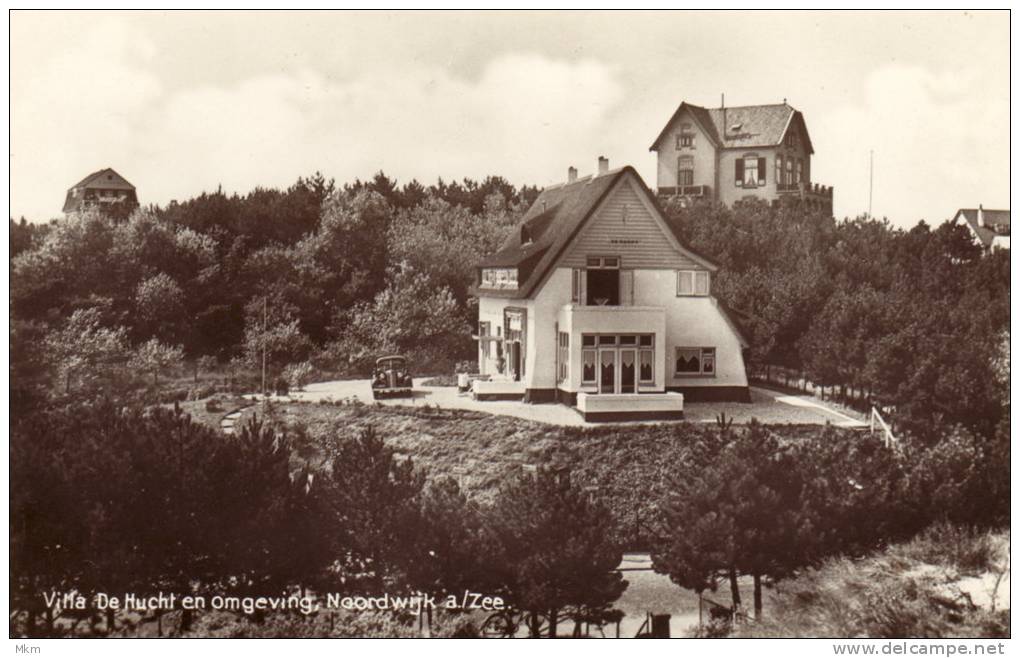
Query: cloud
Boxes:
[
  {"xmin": 11, "ymin": 18, "xmax": 163, "ymax": 218},
  {"xmin": 813, "ymin": 65, "xmax": 1009, "ymax": 226},
  {"xmin": 11, "ymin": 25, "xmax": 624, "ymax": 219}
]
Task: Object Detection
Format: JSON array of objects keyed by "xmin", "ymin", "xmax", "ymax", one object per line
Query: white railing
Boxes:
[{"xmin": 869, "ymin": 407, "xmax": 897, "ymax": 448}]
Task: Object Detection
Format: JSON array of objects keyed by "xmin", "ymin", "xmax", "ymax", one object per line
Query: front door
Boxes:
[{"xmin": 599, "ymin": 349, "xmax": 616, "ymax": 394}]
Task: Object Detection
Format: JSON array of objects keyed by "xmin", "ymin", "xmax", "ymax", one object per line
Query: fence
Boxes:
[{"xmin": 749, "ymin": 363, "xmax": 876, "ymax": 413}]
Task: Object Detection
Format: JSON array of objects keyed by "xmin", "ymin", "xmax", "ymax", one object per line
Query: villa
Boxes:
[{"xmin": 470, "ymin": 158, "xmax": 750, "ymax": 422}]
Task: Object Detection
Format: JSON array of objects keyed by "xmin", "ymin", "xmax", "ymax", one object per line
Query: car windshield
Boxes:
[{"xmin": 377, "ymin": 358, "xmax": 406, "ymax": 370}]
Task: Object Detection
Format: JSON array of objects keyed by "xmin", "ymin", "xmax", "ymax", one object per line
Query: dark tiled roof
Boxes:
[
  {"xmin": 71, "ymin": 168, "xmax": 136, "ymax": 191},
  {"xmin": 473, "ymin": 166, "xmax": 716, "ymax": 299},
  {"xmin": 956, "ymin": 208, "xmax": 1011, "ymax": 248},
  {"xmin": 651, "ymin": 102, "xmax": 813, "ymax": 153}
]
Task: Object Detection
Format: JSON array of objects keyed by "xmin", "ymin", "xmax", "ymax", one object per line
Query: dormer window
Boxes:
[{"xmin": 480, "ymin": 268, "xmax": 518, "ymax": 290}]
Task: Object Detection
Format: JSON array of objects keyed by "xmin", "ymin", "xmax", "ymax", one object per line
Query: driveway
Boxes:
[{"xmin": 281, "ymin": 379, "xmax": 866, "ymax": 428}]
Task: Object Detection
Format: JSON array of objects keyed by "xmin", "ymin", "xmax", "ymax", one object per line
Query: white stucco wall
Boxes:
[
  {"xmin": 632, "ymin": 269, "xmax": 747, "ymax": 389},
  {"xmin": 526, "ymin": 267, "xmax": 572, "ymax": 390}
]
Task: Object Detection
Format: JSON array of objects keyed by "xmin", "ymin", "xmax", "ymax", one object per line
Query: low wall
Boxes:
[
  {"xmin": 471, "ymin": 379, "xmax": 526, "ymax": 401},
  {"xmin": 576, "ymin": 392, "xmax": 684, "ymax": 422}
]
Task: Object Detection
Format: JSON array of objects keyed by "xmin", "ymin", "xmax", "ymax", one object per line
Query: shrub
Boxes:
[
  {"xmin": 892, "ymin": 522, "xmax": 1001, "ymax": 576},
  {"xmin": 283, "ymin": 361, "xmax": 316, "ymax": 391}
]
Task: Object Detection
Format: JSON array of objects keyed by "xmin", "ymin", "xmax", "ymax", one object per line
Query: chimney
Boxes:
[
  {"xmin": 597, "ymin": 156, "xmax": 609, "ymax": 175},
  {"xmin": 978, "ymin": 204, "xmax": 985, "ymax": 227},
  {"xmin": 567, "ymin": 166, "xmax": 578, "ymax": 183}
]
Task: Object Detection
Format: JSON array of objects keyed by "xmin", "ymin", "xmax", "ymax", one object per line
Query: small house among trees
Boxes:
[
  {"xmin": 952, "ymin": 205, "xmax": 1010, "ymax": 251},
  {"xmin": 62, "ymin": 168, "xmax": 139, "ymax": 219}
]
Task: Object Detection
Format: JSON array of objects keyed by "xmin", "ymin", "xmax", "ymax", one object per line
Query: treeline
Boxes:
[
  {"xmin": 663, "ymin": 198, "xmax": 1010, "ymax": 436},
  {"xmin": 652, "ymin": 416, "xmax": 1009, "ymax": 626},
  {"xmin": 11, "ymin": 400, "xmax": 1008, "ymax": 637},
  {"xmin": 10, "ymin": 172, "xmax": 537, "ymax": 408},
  {"xmin": 11, "ymin": 176, "xmax": 1010, "ymax": 438},
  {"xmin": 10, "ymin": 404, "xmax": 623, "ymax": 638}
]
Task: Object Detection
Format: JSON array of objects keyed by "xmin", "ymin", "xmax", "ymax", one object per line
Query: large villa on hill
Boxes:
[
  {"xmin": 650, "ymin": 100, "xmax": 833, "ymax": 214},
  {"xmin": 470, "ymin": 158, "xmax": 750, "ymax": 422}
]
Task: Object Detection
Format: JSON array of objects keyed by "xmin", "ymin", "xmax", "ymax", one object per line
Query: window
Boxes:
[
  {"xmin": 678, "ymin": 156, "xmax": 694, "ymax": 187},
  {"xmin": 695, "ymin": 271, "xmax": 710, "ymax": 295},
  {"xmin": 639, "ymin": 349, "xmax": 654, "ymax": 383},
  {"xmin": 481, "ymin": 268, "xmax": 518, "ymax": 290},
  {"xmin": 571, "ymin": 268, "xmax": 582, "ymax": 303},
  {"xmin": 786, "ymin": 158, "xmax": 793, "ymax": 185},
  {"xmin": 776, "ymin": 155, "xmax": 783, "ymax": 184},
  {"xmin": 675, "ymin": 347, "xmax": 716, "ymax": 376},
  {"xmin": 582, "ymin": 349, "xmax": 597, "ymax": 384},
  {"xmin": 581, "ymin": 334, "xmax": 655, "ymax": 387},
  {"xmin": 795, "ymin": 159, "xmax": 803, "ymax": 184},
  {"xmin": 677, "ymin": 123, "xmax": 695, "ymax": 148},
  {"xmin": 736, "ymin": 155, "xmax": 766, "ymax": 187},
  {"xmin": 677, "ymin": 270, "xmax": 710, "ymax": 296},
  {"xmin": 586, "ymin": 256, "xmax": 621, "ymax": 306},
  {"xmin": 557, "ymin": 332, "xmax": 569, "ymax": 383}
]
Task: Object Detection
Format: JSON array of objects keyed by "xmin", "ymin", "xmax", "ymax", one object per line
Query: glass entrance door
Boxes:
[
  {"xmin": 599, "ymin": 350, "xmax": 616, "ymax": 394},
  {"xmin": 620, "ymin": 349, "xmax": 636, "ymax": 393}
]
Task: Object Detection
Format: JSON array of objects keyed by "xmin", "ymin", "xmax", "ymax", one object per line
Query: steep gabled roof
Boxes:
[
  {"xmin": 955, "ymin": 208, "xmax": 1011, "ymax": 248},
  {"xmin": 650, "ymin": 102, "xmax": 813, "ymax": 154},
  {"xmin": 473, "ymin": 166, "xmax": 717, "ymax": 299},
  {"xmin": 70, "ymin": 168, "xmax": 135, "ymax": 191}
]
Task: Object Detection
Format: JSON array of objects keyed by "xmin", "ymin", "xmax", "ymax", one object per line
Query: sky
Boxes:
[{"xmin": 10, "ymin": 10, "xmax": 1010, "ymax": 228}]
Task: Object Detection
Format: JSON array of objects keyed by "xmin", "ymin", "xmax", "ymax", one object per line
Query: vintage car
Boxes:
[{"xmin": 371, "ymin": 355, "xmax": 413, "ymax": 399}]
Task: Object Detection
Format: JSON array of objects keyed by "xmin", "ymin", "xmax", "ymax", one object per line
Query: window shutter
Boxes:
[
  {"xmin": 758, "ymin": 157, "xmax": 766, "ymax": 184},
  {"xmin": 735, "ymin": 159, "xmax": 744, "ymax": 185}
]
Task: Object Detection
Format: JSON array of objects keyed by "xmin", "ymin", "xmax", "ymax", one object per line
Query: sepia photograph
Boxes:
[{"xmin": 7, "ymin": 7, "xmax": 1012, "ymax": 648}]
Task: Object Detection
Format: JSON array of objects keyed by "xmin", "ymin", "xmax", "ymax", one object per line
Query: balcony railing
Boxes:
[{"xmin": 776, "ymin": 181, "xmax": 833, "ymax": 198}]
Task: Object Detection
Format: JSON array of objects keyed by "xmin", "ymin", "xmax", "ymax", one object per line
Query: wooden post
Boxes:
[{"xmin": 261, "ymin": 295, "xmax": 267, "ymax": 400}]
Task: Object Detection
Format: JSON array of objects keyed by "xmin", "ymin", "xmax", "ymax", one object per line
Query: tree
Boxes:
[
  {"xmin": 134, "ymin": 273, "xmax": 186, "ymax": 343},
  {"xmin": 129, "ymin": 339, "xmax": 185, "ymax": 385},
  {"xmin": 330, "ymin": 262, "xmax": 468, "ymax": 374},
  {"xmin": 44, "ymin": 308, "xmax": 130, "ymax": 395},
  {"xmin": 323, "ymin": 426, "xmax": 426, "ymax": 591},
  {"xmin": 653, "ymin": 422, "xmax": 817, "ymax": 620},
  {"xmin": 485, "ymin": 469, "xmax": 627, "ymax": 637},
  {"xmin": 195, "ymin": 354, "xmax": 219, "ymax": 382},
  {"xmin": 242, "ymin": 294, "xmax": 313, "ymax": 387}
]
